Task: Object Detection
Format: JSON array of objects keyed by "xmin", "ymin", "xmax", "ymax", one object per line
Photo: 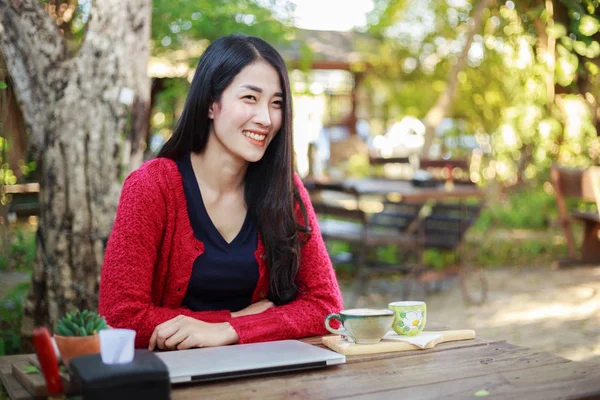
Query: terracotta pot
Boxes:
[{"xmin": 54, "ymin": 334, "xmax": 100, "ymax": 365}]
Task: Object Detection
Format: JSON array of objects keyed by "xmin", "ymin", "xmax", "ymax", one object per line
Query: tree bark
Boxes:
[
  {"xmin": 421, "ymin": 0, "xmax": 491, "ymax": 156},
  {"xmin": 0, "ymin": 0, "xmax": 151, "ymax": 332}
]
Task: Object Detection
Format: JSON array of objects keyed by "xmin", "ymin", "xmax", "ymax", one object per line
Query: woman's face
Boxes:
[{"xmin": 208, "ymin": 61, "xmax": 284, "ymax": 163}]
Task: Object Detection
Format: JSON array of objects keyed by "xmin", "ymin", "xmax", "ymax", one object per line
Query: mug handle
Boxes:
[{"xmin": 324, "ymin": 313, "xmax": 345, "ymax": 335}]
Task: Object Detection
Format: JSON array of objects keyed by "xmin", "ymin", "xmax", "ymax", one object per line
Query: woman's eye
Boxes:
[
  {"xmin": 272, "ymin": 100, "xmax": 283, "ymax": 108},
  {"xmin": 243, "ymin": 95, "xmax": 257, "ymax": 101}
]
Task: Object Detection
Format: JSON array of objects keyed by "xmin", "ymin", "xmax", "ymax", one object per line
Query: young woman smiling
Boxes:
[{"xmin": 98, "ymin": 34, "xmax": 344, "ymax": 350}]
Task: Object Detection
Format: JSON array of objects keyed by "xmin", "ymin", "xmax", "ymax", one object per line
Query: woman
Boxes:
[{"xmin": 98, "ymin": 34, "xmax": 343, "ymax": 351}]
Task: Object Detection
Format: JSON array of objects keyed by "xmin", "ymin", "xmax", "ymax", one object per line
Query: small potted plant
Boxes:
[{"xmin": 54, "ymin": 309, "xmax": 109, "ymax": 365}]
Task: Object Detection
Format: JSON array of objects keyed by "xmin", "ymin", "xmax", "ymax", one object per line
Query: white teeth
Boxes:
[{"xmin": 243, "ymin": 131, "xmax": 266, "ymax": 141}]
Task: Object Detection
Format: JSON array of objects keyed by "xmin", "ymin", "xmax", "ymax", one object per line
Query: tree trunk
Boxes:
[
  {"xmin": 0, "ymin": 0, "xmax": 151, "ymax": 332},
  {"xmin": 421, "ymin": 0, "xmax": 491, "ymax": 156}
]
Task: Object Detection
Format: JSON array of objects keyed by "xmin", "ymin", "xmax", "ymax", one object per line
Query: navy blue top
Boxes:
[{"xmin": 176, "ymin": 153, "xmax": 259, "ymax": 312}]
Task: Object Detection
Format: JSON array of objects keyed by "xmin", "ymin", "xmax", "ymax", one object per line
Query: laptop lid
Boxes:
[{"xmin": 154, "ymin": 340, "xmax": 346, "ymax": 384}]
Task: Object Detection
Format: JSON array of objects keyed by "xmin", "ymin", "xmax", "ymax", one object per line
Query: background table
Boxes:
[
  {"xmin": 342, "ymin": 177, "xmax": 484, "ymax": 201},
  {"xmin": 2, "ymin": 326, "xmax": 600, "ymax": 399},
  {"xmin": 306, "ymin": 177, "xmax": 488, "ymax": 305}
]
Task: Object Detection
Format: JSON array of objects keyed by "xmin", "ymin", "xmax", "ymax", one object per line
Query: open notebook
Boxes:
[{"xmin": 154, "ymin": 340, "xmax": 346, "ymax": 384}]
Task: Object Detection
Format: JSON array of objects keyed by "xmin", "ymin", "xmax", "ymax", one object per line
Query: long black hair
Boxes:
[{"xmin": 157, "ymin": 34, "xmax": 310, "ymax": 305}]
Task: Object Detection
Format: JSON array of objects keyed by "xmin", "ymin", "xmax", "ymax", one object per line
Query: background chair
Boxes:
[
  {"xmin": 371, "ymin": 199, "xmax": 485, "ymax": 304},
  {"xmin": 550, "ymin": 165, "xmax": 600, "ymax": 264},
  {"xmin": 306, "ymin": 180, "xmax": 486, "ymax": 305},
  {"xmin": 305, "ymin": 181, "xmax": 421, "ymax": 306}
]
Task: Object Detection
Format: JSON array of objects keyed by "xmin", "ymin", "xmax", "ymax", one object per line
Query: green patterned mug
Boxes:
[{"xmin": 388, "ymin": 301, "xmax": 427, "ymax": 336}]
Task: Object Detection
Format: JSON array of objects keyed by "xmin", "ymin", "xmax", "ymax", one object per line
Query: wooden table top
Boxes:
[
  {"xmin": 2, "ymin": 331, "xmax": 600, "ymax": 399},
  {"xmin": 305, "ymin": 177, "xmax": 484, "ymax": 202},
  {"xmin": 344, "ymin": 178, "xmax": 484, "ymax": 201}
]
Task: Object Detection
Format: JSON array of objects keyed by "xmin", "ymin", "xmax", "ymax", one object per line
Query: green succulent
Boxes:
[{"xmin": 55, "ymin": 310, "xmax": 108, "ymax": 337}]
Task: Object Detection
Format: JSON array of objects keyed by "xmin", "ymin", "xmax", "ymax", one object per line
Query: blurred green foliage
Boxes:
[
  {"xmin": 0, "ymin": 228, "xmax": 36, "ymax": 273},
  {"xmin": 422, "ymin": 249, "xmax": 458, "ymax": 271},
  {"xmin": 151, "ymin": 0, "xmax": 295, "ymax": 56},
  {"xmin": 0, "ymin": 228, "xmax": 34, "ymax": 356},
  {"xmin": 0, "ymin": 137, "xmax": 16, "ymax": 195},
  {"xmin": 0, "ymin": 80, "xmax": 14, "ymax": 206},
  {"xmin": 365, "ymin": 0, "xmax": 600, "ymax": 185},
  {"xmin": 0, "ymin": 282, "xmax": 29, "ymax": 356},
  {"xmin": 473, "ymin": 187, "xmax": 557, "ymax": 231}
]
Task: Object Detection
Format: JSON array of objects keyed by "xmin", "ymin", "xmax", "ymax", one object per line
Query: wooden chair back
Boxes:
[
  {"xmin": 550, "ymin": 165, "xmax": 599, "ymax": 203},
  {"xmin": 550, "ymin": 164, "xmax": 600, "ymax": 259}
]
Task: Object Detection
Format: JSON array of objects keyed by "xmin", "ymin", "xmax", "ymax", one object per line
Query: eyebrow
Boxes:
[{"xmin": 241, "ymin": 84, "xmax": 283, "ymax": 97}]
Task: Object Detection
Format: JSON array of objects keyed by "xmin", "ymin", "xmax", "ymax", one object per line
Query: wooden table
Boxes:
[{"xmin": 2, "ymin": 330, "xmax": 600, "ymax": 399}]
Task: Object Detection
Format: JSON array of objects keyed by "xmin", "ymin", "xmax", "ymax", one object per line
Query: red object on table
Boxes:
[{"xmin": 32, "ymin": 326, "xmax": 64, "ymax": 396}]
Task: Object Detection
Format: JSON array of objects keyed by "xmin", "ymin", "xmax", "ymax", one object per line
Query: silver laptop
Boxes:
[{"xmin": 154, "ymin": 340, "xmax": 346, "ymax": 384}]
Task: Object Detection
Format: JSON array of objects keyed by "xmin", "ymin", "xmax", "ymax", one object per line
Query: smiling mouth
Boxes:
[{"xmin": 243, "ymin": 130, "xmax": 267, "ymax": 147}]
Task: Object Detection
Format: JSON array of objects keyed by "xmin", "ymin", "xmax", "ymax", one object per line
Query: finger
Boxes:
[
  {"xmin": 156, "ymin": 319, "xmax": 184, "ymax": 350},
  {"xmin": 149, "ymin": 328, "xmax": 157, "ymax": 351},
  {"xmin": 176, "ymin": 335, "xmax": 198, "ymax": 351},
  {"xmin": 151, "ymin": 316, "xmax": 184, "ymax": 350},
  {"xmin": 157, "ymin": 327, "xmax": 179, "ymax": 350},
  {"xmin": 164, "ymin": 328, "xmax": 189, "ymax": 350}
]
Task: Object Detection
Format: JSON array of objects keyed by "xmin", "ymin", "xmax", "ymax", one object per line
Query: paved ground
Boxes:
[{"xmin": 340, "ymin": 264, "xmax": 600, "ymax": 363}]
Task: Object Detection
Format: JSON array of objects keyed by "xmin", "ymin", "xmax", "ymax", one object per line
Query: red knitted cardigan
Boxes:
[{"xmin": 98, "ymin": 158, "xmax": 344, "ymax": 348}]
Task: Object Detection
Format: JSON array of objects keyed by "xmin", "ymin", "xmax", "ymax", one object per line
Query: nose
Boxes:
[{"xmin": 253, "ymin": 103, "xmax": 272, "ymax": 128}]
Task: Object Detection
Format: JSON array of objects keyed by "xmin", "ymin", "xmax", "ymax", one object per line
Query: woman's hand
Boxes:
[
  {"xmin": 231, "ymin": 299, "xmax": 275, "ymax": 318},
  {"xmin": 149, "ymin": 315, "xmax": 239, "ymax": 351}
]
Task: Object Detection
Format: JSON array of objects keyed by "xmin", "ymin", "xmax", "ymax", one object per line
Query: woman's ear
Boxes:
[{"xmin": 208, "ymin": 102, "xmax": 215, "ymax": 119}]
